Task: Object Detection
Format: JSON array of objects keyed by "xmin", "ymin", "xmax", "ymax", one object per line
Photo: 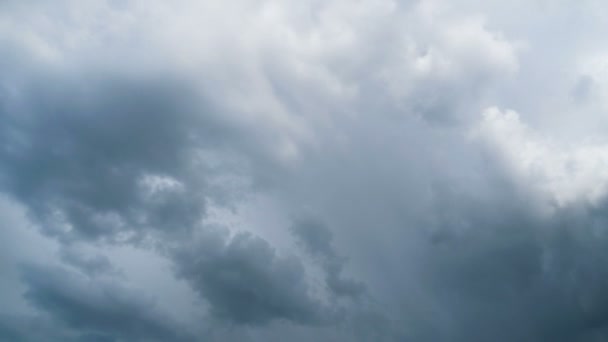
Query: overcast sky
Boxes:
[{"xmin": 3, "ymin": 1, "xmax": 608, "ymax": 341}]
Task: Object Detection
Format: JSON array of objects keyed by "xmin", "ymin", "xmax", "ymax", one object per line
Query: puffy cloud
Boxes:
[
  {"xmin": 475, "ymin": 106, "xmax": 608, "ymax": 208},
  {"xmin": 2, "ymin": 0, "xmax": 608, "ymax": 341},
  {"xmin": 172, "ymin": 227, "xmax": 327, "ymax": 326}
]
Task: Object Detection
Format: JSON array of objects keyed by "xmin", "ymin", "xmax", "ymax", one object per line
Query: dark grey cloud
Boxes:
[
  {"xmin": 0, "ymin": 314, "xmax": 75, "ymax": 342},
  {"xmin": 0, "ymin": 74, "xmax": 215, "ymax": 242},
  {"xmin": 20, "ymin": 264, "xmax": 193, "ymax": 342},
  {"xmin": 172, "ymin": 227, "xmax": 328, "ymax": 326},
  {"xmin": 393, "ymin": 188, "xmax": 608, "ymax": 342},
  {"xmin": 269, "ymin": 131, "xmax": 608, "ymax": 341}
]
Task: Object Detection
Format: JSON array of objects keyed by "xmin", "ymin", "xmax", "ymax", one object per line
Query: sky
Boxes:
[{"xmin": 2, "ymin": 0, "xmax": 608, "ymax": 341}]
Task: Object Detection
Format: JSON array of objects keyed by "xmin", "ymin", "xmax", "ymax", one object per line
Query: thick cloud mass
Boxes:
[
  {"xmin": 21, "ymin": 264, "xmax": 192, "ymax": 342},
  {"xmin": 2, "ymin": 0, "xmax": 608, "ymax": 341},
  {"xmin": 0, "ymin": 76, "xmax": 215, "ymax": 242},
  {"xmin": 172, "ymin": 228, "xmax": 326, "ymax": 325}
]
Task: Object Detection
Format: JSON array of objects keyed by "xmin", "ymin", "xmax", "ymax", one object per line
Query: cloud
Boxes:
[
  {"xmin": 474, "ymin": 106, "xmax": 608, "ymax": 208},
  {"xmin": 2, "ymin": 0, "xmax": 608, "ymax": 341},
  {"xmin": 291, "ymin": 218, "xmax": 365, "ymax": 299},
  {"xmin": 58, "ymin": 246, "xmax": 117, "ymax": 277},
  {"xmin": 0, "ymin": 314, "xmax": 76, "ymax": 342},
  {"xmin": 20, "ymin": 264, "xmax": 193, "ymax": 341},
  {"xmin": 0, "ymin": 73, "xmax": 227, "ymax": 243},
  {"xmin": 172, "ymin": 227, "xmax": 328, "ymax": 326}
]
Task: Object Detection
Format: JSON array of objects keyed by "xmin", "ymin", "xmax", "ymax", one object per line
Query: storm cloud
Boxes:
[
  {"xmin": 3, "ymin": 0, "xmax": 608, "ymax": 341},
  {"xmin": 21, "ymin": 264, "xmax": 193, "ymax": 342}
]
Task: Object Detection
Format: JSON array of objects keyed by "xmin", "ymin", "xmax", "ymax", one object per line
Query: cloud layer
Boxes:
[{"xmin": 2, "ymin": 0, "xmax": 608, "ymax": 341}]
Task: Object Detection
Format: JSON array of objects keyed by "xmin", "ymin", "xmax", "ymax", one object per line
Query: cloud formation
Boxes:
[
  {"xmin": 2, "ymin": 0, "xmax": 608, "ymax": 341},
  {"xmin": 172, "ymin": 228, "xmax": 327, "ymax": 326},
  {"xmin": 21, "ymin": 264, "xmax": 193, "ymax": 341}
]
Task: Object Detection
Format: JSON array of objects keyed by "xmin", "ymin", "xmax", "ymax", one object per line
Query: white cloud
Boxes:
[{"xmin": 475, "ymin": 106, "xmax": 608, "ymax": 208}]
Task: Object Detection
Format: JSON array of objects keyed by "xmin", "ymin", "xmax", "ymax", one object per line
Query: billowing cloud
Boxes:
[
  {"xmin": 2, "ymin": 0, "xmax": 608, "ymax": 341},
  {"xmin": 475, "ymin": 106, "xmax": 608, "ymax": 208},
  {"xmin": 172, "ymin": 227, "xmax": 327, "ymax": 326}
]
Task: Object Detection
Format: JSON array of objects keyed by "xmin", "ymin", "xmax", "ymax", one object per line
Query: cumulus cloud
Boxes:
[
  {"xmin": 0, "ymin": 75, "xmax": 218, "ymax": 242},
  {"xmin": 2, "ymin": 0, "xmax": 608, "ymax": 341},
  {"xmin": 172, "ymin": 227, "xmax": 327, "ymax": 326},
  {"xmin": 475, "ymin": 106, "xmax": 608, "ymax": 208}
]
